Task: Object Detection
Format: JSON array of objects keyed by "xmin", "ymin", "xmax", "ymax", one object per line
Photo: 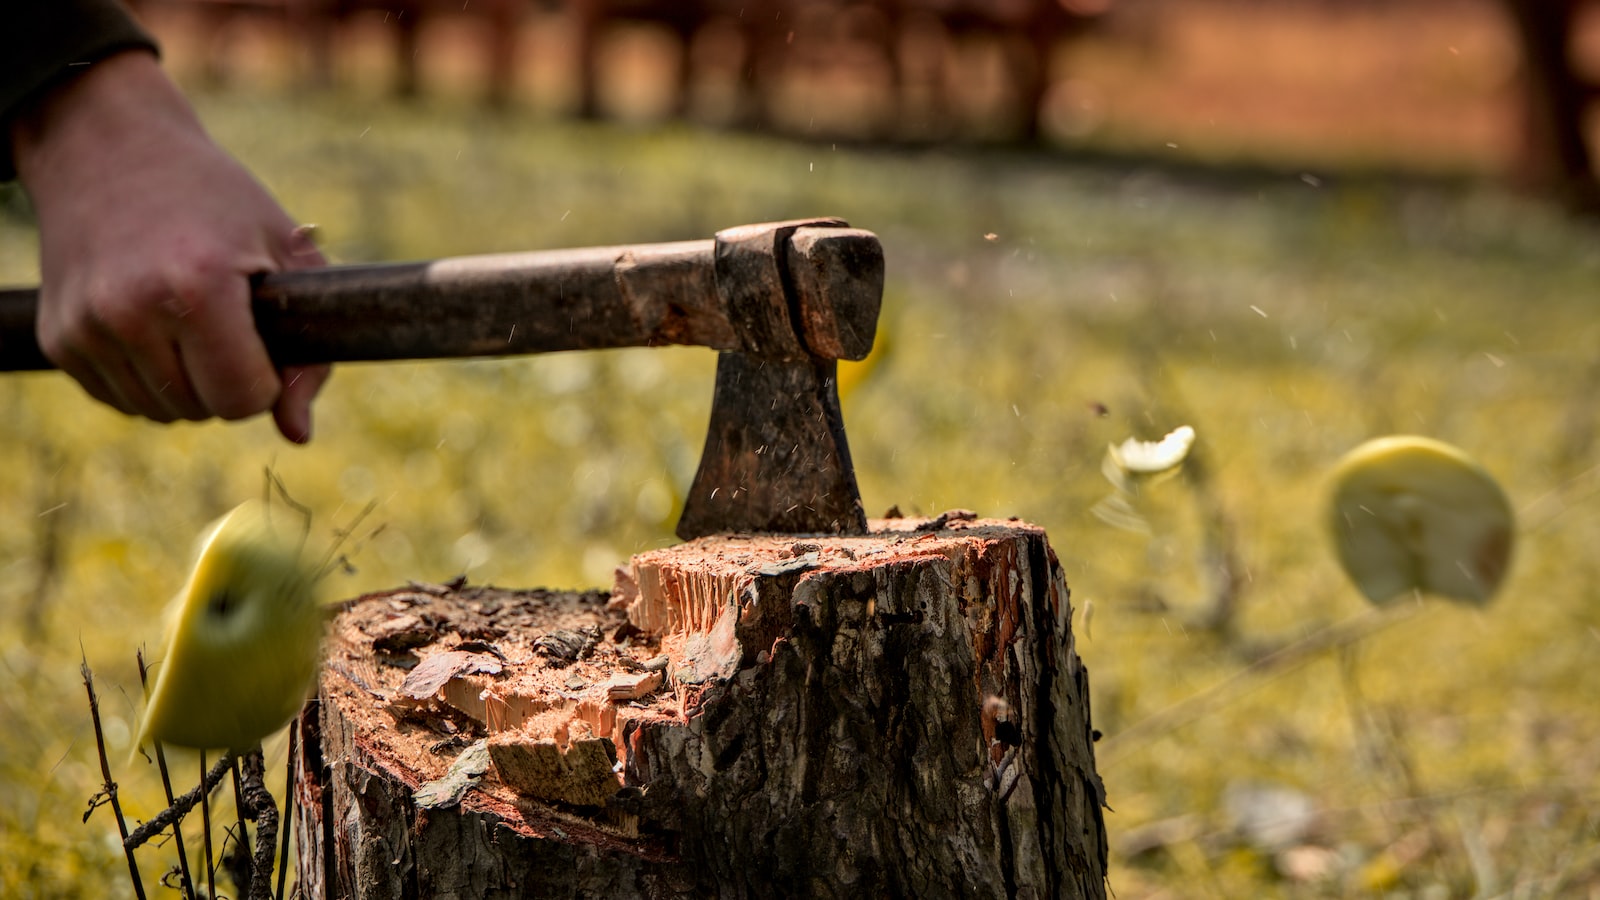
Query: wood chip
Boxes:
[
  {"xmin": 600, "ymin": 671, "xmax": 663, "ymax": 701},
  {"xmin": 753, "ymin": 551, "xmax": 820, "ymax": 577},
  {"xmin": 413, "ymin": 739, "xmax": 491, "ymax": 809},
  {"xmin": 367, "ymin": 613, "xmax": 437, "ymax": 653},
  {"xmin": 397, "ymin": 651, "xmax": 503, "ymax": 701}
]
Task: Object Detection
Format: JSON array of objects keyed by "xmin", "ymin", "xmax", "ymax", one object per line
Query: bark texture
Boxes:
[{"xmin": 296, "ymin": 517, "xmax": 1107, "ymax": 898}]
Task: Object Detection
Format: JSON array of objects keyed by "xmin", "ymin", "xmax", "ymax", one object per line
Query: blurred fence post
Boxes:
[{"xmin": 1500, "ymin": 0, "xmax": 1600, "ymax": 210}]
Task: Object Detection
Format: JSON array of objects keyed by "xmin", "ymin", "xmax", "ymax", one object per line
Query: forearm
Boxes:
[
  {"xmin": 2, "ymin": 1, "xmax": 159, "ymax": 181},
  {"xmin": 12, "ymin": 51, "xmax": 202, "ymax": 211}
]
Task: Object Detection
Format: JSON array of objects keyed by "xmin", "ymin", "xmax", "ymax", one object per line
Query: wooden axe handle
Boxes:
[{"xmin": 0, "ymin": 225, "xmax": 882, "ymax": 371}]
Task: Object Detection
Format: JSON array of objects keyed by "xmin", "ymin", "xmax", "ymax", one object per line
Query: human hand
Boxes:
[{"xmin": 9, "ymin": 51, "xmax": 329, "ymax": 442}]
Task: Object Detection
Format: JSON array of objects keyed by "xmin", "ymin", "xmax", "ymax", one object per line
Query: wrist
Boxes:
[{"xmin": 11, "ymin": 50, "xmax": 201, "ymax": 195}]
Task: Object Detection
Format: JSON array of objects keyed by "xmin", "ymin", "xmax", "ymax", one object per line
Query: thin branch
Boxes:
[
  {"xmin": 231, "ymin": 756, "xmax": 254, "ymax": 892},
  {"xmin": 138, "ymin": 649, "xmax": 195, "ymax": 900},
  {"xmin": 122, "ymin": 755, "xmax": 234, "ymax": 851},
  {"xmin": 264, "ymin": 466, "xmax": 316, "ymax": 556},
  {"xmin": 240, "ymin": 749, "xmax": 280, "ymax": 900},
  {"xmin": 82, "ymin": 655, "xmax": 145, "ymax": 899},
  {"xmin": 316, "ymin": 500, "xmax": 380, "ymax": 583},
  {"xmin": 200, "ymin": 751, "xmax": 217, "ymax": 900}
]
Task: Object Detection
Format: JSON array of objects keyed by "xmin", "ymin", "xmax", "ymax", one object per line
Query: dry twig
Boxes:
[
  {"xmin": 81, "ymin": 655, "xmax": 145, "ymax": 899},
  {"xmin": 121, "ymin": 754, "xmax": 234, "ymax": 851},
  {"xmin": 239, "ymin": 749, "xmax": 281, "ymax": 900},
  {"xmin": 138, "ymin": 649, "xmax": 196, "ymax": 900},
  {"xmin": 199, "ymin": 750, "xmax": 218, "ymax": 900}
]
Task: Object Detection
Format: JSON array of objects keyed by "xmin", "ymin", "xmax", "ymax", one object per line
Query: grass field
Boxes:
[{"xmin": 2, "ymin": 80, "xmax": 1600, "ymax": 896}]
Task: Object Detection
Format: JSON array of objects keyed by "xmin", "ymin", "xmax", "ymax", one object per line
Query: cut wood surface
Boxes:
[{"xmin": 297, "ymin": 516, "xmax": 1108, "ymax": 898}]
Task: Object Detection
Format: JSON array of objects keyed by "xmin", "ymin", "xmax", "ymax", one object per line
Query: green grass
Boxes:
[{"xmin": 3, "ymin": 88, "xmax": 1599, "ymax": 897}]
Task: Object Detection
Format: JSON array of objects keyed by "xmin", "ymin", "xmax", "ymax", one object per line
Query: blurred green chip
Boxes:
[{"xmin": 1326, "ymin": 435, "xmax": 1514, "ymax": 606}]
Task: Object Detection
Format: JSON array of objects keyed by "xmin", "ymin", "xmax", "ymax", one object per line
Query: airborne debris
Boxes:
[
  {"xmin": 1108, "ymin": 426, "xmax": 1195, "ymax": 477},
  {"xmin": 1325, "ymin": 435, "xmax": 1513, "ymax": 606},
  {"xmin": 913, "ymin": 508, "xmax": 979, "ymax": 532},
  {"xmin": 1093, "ymin": 426, "xmax": 1197, "ymax": 532}
]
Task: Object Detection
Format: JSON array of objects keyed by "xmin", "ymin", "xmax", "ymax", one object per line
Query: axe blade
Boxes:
[{"xmin": 676, "ymin": 352, "xmax": 867, "ymax": 540}]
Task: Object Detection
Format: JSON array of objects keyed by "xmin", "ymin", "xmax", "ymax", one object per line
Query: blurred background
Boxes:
[{"xmin": 3, "ymin": 0, "xmax": 1599, "ymax": 896}]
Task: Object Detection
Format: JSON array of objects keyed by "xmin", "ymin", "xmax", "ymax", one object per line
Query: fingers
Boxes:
[
  {"xmin": 272, "ymin": 364, "xmax": 332, "ymax": 444},
  {"xmin": 38, "ymin": 280, "xmax": 208, "ymax": 422},
  {"xmin": 84, "ymin": 344, "xmax": 203, "ymax": 423},
  {"xmin": 38, "ymin": 221, "xmax": 329, "ymax": 435},
  {"xmin": 46, "ymin": 338, "xmax": 145, "ymax": 415},
  {"xmin": 270, "ymin": 223, "xmax": 334, "ymax": 443},
  {"xmin": 172, "ymin": 265, "xmax": 282, "ymax": 421}
]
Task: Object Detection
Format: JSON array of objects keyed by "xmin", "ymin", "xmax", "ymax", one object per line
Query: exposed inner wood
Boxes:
[
  {"xmin": 323, "ymin": 517, "xmax": 980, "ymax": 805},
  {"xmin": 307, "ymin": 514, "xmax": 1106, "ymax": 898},
  {"xmin": 320, "ymin": 582, "xmax": 664, "ymax": 829}
]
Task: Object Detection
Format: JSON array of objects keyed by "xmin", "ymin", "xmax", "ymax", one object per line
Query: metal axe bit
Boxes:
[{"xmin": 0, "ymin": 218, "xmax": 882, "ymax": 539}]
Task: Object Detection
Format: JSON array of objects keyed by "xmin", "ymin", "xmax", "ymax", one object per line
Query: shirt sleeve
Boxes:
[{"xmin": 1, "ymin": 1, "xmax": 161, "ymax": 181}]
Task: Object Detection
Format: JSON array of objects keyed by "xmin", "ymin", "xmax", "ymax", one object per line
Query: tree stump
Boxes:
[{"xmin": 294, "ymin": 516, "xmax": 1108, "ymax": 898}]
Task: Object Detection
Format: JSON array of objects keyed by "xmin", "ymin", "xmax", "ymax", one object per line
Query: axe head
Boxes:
[
  {"xmin": 677, "ymin": 353, "xmax": 865, "ymax": 540},
  {"xmin": 675, "ymin": 220, "xmax": 882, "ymax": 539}
]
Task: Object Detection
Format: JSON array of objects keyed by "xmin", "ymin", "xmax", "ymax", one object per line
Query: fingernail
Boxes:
[{"xmin": 290, "ymin": 224, "xmax": 321, "ymax": 257}]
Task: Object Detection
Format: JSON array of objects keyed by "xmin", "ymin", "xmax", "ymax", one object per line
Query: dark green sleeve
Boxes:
[{"xmin": 1, "ymin": 1, "xmax": 161, "ymax": 180}]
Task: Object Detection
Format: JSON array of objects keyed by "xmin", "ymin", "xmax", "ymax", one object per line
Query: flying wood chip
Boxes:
[{"xmin": 1326, "ymin": 435, "xmax": 1514, "ymax": 606}]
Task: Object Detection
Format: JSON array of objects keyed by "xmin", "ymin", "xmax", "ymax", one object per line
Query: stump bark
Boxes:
[{"xmin": 295, "ymin": 516, "xmax": 1108, "ymax": 898}]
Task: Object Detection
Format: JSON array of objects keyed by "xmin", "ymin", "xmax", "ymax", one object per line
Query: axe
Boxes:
[{"xmin": 0, "ymin": 218, "xmax": 883, "ymax": 540}]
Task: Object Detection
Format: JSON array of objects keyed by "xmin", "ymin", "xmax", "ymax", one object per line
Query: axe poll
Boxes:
[{"xmin": 0, "ymin": 218, "xmax": 883, "ymax": 540}]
